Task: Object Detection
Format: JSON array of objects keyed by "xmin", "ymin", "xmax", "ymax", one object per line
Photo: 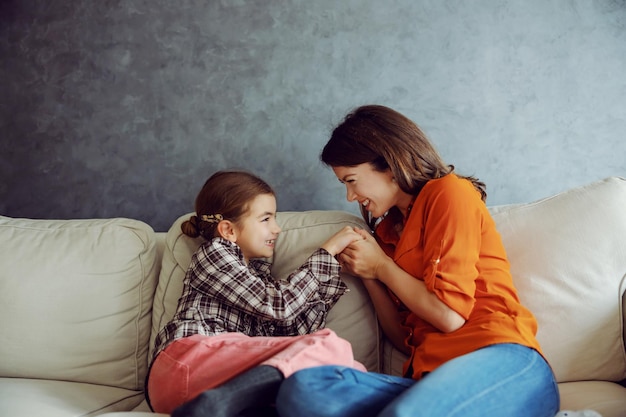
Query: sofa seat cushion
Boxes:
[
  {"xmin": 558, "ymin": 381, "xmax": 626, "ymax": 417},
  {"xmin": 0, "ymin": 378, "xmax": 145, "ymax": 417},
  {"xmin": 0, "ymin": 216, "xmax": 159, "ymax": 390},
  {"xmin": 151, "ymin": 210, "xmax": 380, "ymax": 372}
]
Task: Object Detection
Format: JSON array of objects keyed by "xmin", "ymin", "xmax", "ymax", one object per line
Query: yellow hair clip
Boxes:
[{"xmin": 200, "ymin": 214, "xmax": 223, "ymax": 223}]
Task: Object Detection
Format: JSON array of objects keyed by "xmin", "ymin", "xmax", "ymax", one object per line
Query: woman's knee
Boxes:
[
  {"xmin": 276, "ymin": 366, "xmax": 342, "ymax": 417},
  {"xmin": 276, "ymin": 366, "xmax": 414, "ymax": 417},
  {"xmin": 376, "ymin": 345, "xmax": 558, "ymax": 417}
]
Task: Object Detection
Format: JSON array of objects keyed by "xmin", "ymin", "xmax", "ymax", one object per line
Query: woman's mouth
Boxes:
[{"xmin": 361, "ymin": 199, "xmax": 370, "ymax": 209}]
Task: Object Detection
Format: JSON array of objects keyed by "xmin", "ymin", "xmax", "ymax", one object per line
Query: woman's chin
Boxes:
[{"xmin": 368, "ymin": 208, "xmax": 382, "ymax": 218}]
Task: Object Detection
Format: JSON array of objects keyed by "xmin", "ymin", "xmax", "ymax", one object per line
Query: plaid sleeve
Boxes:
[
  {"xmin": 268, "ymin": 248, "xmax": 348, "ymax": 334},
  {"xmin": 295, "ymin": 248, "xmax": 347, "ymax": 307},
  {"xmin": 188, "ymin": 239, "xmax": 343, "ymax": 322}
]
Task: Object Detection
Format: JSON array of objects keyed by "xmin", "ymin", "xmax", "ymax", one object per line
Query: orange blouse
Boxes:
[{"xmin": 375, "ymin": 174, "xmax": 542, "ymax": 379}]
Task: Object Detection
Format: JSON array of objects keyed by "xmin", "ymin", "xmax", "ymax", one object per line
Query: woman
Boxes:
[{"xmin": 275, "ymin": 105, "xmax": 560, "ymax": 417}]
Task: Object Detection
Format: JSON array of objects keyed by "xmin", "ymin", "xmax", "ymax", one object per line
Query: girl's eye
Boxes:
[{"xmin": 261, "ymin": 217, "xmax": 270, "ymax": 222}]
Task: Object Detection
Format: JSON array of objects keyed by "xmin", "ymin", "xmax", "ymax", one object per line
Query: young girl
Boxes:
[{"xmin": 146, "ymin": 170, "xmax": 365, "ymax": 417}]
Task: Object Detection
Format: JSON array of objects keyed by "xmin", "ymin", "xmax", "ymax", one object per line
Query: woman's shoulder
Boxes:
[
  {"xmin": 415, "ymin": 174, "xmax": 486, "ymax": 217},
  {"xmin": 422, "ymin": 174, "xmax": 478, "ymax": 200}
]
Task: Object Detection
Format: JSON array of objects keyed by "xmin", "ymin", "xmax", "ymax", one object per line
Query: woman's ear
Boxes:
[{"xmin": 216, "ymin": 220, "xmax": 238, "ymax": 242}]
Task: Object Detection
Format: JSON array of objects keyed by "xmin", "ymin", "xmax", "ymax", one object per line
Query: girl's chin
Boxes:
[{"xmin": 248, "ymin": 250, "xmax": 274, "ymax": 259}]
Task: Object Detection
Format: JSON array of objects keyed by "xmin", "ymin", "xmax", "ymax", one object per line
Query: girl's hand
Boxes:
[
  {"xmin": 321, "ymin": 226, "xmax": 365, "ymax": 256},
  {"xmin": 337, "ymin": 228, "xmax": 392, "ymax": 279}
]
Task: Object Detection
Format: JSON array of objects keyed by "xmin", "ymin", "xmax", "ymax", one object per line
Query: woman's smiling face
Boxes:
[{"xmin": 332, "ymin": 163, "xmax": 413, "ymax": 218}]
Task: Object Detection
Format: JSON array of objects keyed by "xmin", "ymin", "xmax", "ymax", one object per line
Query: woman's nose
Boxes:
[{"xmin": 346, "ymin": 188, "xmax": 357, "ymax": 202}]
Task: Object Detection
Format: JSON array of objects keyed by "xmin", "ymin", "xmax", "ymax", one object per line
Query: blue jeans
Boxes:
[{"xmin": 276, "ymin": 343, "xmax": 559, "ymax": 417}]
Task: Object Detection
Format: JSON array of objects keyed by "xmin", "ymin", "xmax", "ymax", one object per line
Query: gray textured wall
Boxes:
[{"xmin": 1, "ymin": 0, "xmax": 625, "ymax": 231}]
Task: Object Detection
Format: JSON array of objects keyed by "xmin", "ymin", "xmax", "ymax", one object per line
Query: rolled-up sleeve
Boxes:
[{"xmin": 420, "ymin": 180, "xmax": 483, "ymax": 320}]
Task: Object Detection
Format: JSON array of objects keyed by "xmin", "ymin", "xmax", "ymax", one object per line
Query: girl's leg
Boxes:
[
  {"xmin": 261, "ymin": 327, "xmax": 366, "ymax": 376},
  {"xmin": 147, "ymin": 333, "xmax": 296, "ymax": 413},
  {"xmin": 379, "ymin": 343, "xmax": 559, "ymax": 417},
  {"xmin": 171, "ymin": 365, "xmax": 283, "ymax": 417},
  {"xmin": 276, "ymin": 366, "xmax": 415, "ymax": 417},
  {"xmin": 148, "ymin": 329, "xmax": 363, "ymax": 414}
]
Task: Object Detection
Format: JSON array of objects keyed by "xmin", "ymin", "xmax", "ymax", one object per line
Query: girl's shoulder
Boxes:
[{"xmin": 194, "ymin": 237, "xmax": 242, "ymax": 260}]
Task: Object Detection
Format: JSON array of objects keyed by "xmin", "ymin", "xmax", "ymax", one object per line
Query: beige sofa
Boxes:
[{"xmin": 1, "ymin": 176, "xmax": 625, "ymax": 417}]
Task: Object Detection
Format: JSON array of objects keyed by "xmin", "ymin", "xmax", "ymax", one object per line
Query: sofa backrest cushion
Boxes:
[
  {"xmin": 490, "ymin": 177, "xmax": 626, "ymax": 382},
  {"xmin": 151, "ymin": 210, "xmax": 380, "ymax": 372},
  {"xmin": 0, "ymin": 216, "xmax": 158, "ymax": 390}
]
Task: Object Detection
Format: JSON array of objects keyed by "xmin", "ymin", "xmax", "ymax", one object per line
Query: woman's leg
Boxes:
[
  {"xmin": 276, "ymin": 344, "xmax": 559, "ymax": 417},
  {"xmin": 276, "ymin": 366, "xmax": 415, "ymax": 417},
  {"xmin": 378, "ymin": 344, "xmax": 559, "ymax": 417}
]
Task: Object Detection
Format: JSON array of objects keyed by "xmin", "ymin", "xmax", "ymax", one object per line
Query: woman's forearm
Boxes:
[
  {"xmin": 375, "ymin": 259, "xmax": 466, "ymax": 333},
  {"xmin": 362, "ymin": 279, "xmax": 411, "ymax": 355}
]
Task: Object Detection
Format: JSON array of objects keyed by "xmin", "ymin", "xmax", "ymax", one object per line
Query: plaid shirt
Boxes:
[{"xmin": 152, "ymin": 237, "xmax": 348, "ymax": 362}]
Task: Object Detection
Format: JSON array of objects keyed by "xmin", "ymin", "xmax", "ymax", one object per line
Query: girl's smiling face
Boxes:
[
  {"xmin": 232, "ymin": 193, "xmax": 281, "ymax": 263},
  {"xmin": 332, "ymin": 163, "xmax": 414, "ymax": 218}
]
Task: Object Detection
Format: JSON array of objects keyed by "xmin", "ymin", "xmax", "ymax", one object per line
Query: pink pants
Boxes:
[{"xmin": 147, "ymin": 328, "xmax": 366, "ymax": 414}]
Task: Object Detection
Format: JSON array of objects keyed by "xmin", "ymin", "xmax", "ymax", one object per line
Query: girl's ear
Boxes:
[{"xmin": 216, "ymin": 220, "xmax": 238, "ymax": 242}]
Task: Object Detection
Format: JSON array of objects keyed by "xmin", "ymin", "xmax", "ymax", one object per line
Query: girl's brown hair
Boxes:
[
  {"xmin": 181, "ymin": 170, "xmax": 275, "ymax": 240},
  {"xmin": 321, "ymin": 105, "xmax": 486, "ymax": 228}
]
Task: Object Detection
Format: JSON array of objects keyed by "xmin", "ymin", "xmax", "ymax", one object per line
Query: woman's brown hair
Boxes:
[
  {"xmin": 321, "ymin": 105, "xmax": 486, "ymax": 228},
  {"xmin": 181, "ymin": 170, "xmax": 275, "ymax": 240}
]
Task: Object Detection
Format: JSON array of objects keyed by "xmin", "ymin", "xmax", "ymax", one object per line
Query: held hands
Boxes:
[
  {"xmin": 321, "ymin": 226, "xmax": 365, "ymax": 256},
  {"xmin": 337, "ymin": 228, "xmax": 390, "ymax": 280}
]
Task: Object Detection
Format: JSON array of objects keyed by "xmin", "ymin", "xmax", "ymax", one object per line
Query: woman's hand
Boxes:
[
  {"xmin": 340, "ymin": 229, "xmax": 466, "ymax": 333},
  {"xmin": 337, "ymin": 228, "xmax": 392, "ymax": 279},
  {"xmin": 321, "ymin": 226, "xmax": 365, "ymax": 256}
]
